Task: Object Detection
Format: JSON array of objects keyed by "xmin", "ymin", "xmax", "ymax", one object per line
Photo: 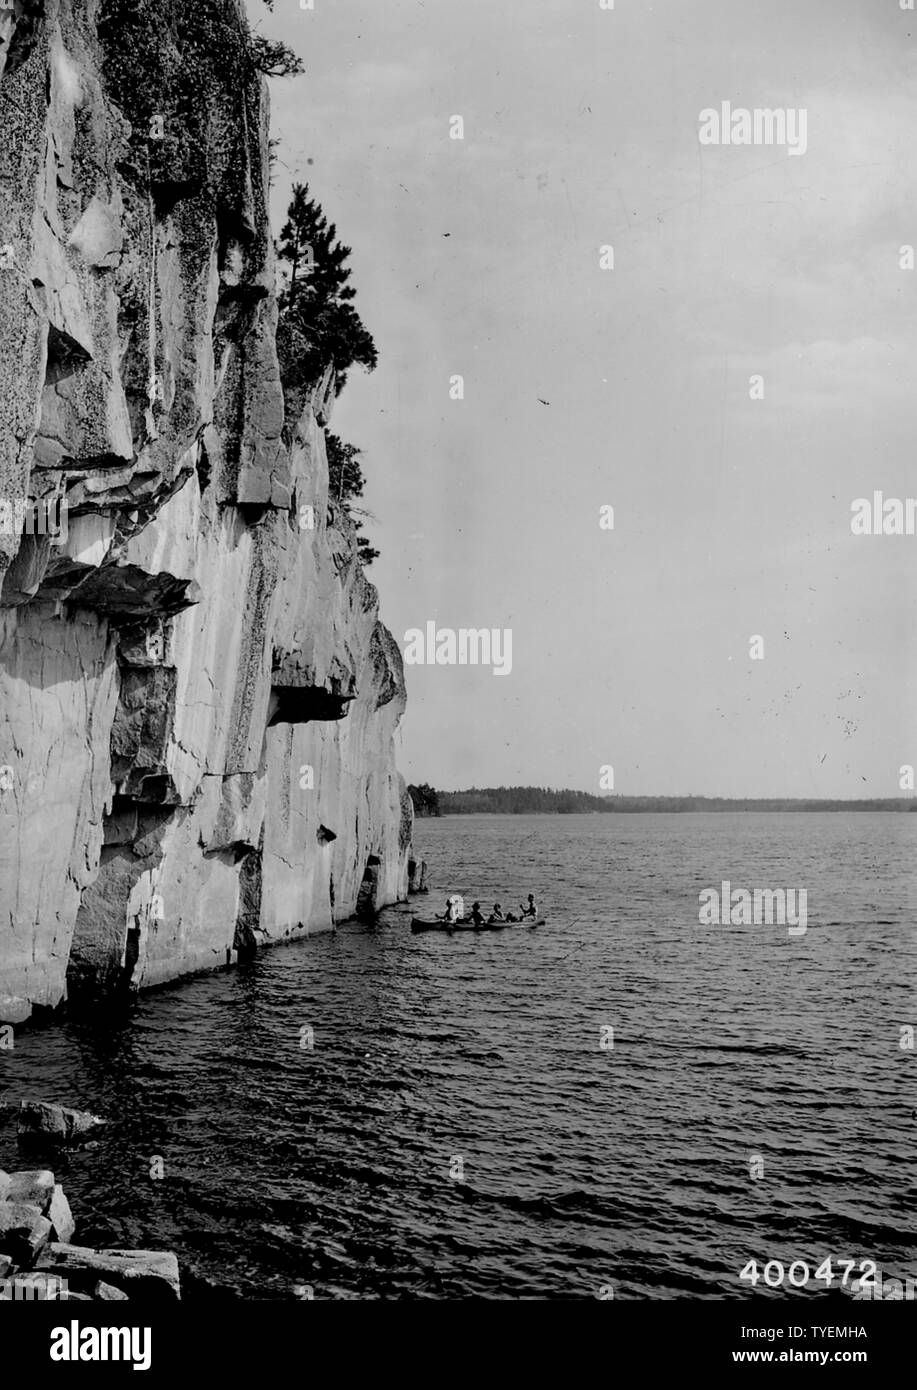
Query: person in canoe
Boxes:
[
  {"xmin": 469, "ymin": 901, "xmax": 486, "ymax": 926},
  {"xmin": 439, "ymin": 895, "xmax": 462, "ymax": 923},
  {"xmin": 488, "ymin": 903, "xmax": 504, "ymax": 923},
  {"xmin": 520, "ymin": 894, "xmax": 538, "ymax": 920}
]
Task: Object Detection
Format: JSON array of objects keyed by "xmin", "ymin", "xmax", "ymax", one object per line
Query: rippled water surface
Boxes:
[{"xmin": 2, "ymin": 813, "xmax": 915, "ymax": 1299}]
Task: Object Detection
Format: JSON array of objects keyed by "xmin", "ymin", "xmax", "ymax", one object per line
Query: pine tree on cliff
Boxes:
[
  {"xmin": 253, "ymin": 0, "xmax": 304, "ymax": 77},
  {"xmin": 326, "ymin": 434, "xmax": 365, "ymax": 504},
  {"xmin": 276, "ymin": 183, "xmax": 378, "ymax": 395},
  {"xmin": 249, "ymin": 35, "xmax": 304, "ymax": 78},
  {"xmin": 325, "ymin": 434, "xmax": 380, "ymax": 567},
  {"xmin": 278, "ymin": 185, "xmax": 355, "ymax": 308}
]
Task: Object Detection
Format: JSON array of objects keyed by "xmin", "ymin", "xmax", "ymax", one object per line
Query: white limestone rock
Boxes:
[{"xmin": 0, "ymin": 0, "xmax": 413, "ymax": 1013}]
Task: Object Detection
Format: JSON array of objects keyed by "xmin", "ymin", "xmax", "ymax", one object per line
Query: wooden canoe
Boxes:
[{"xmin": 411, "ymin": 917, "xmax": 545, "ymax": 934}]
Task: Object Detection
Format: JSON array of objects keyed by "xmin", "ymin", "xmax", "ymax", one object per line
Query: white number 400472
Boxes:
[{"xmin": 740, "ymin": 1259, "xmax": 877, "ymax": 1289}]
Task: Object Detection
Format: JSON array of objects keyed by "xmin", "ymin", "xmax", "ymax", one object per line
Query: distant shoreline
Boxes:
[
  {"xmin": 411, "ymin": 792, "xmax": 916, "ymax": 816},
  {"xmin": 426, "ymin": 805, "xmax": 916, "ymax": 814}
]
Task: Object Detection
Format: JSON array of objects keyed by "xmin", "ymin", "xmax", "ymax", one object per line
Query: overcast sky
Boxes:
[{"xmin": 250, "ymin": 0, "xmax": 917, "ymax": 797}]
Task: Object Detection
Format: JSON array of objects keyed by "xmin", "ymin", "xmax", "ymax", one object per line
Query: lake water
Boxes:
[{"xmin": 1, "ymin": 812, "xmax": 915, "ymax": 1299}]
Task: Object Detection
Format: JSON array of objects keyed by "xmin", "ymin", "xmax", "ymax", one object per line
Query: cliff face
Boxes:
[{"xmin": 0, "ymin": 0, "xmax": 412, "ymax": 1023}]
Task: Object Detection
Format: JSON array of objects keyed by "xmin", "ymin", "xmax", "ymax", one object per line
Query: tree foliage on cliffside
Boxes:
[
  {"xmin": 326, "ymin": 435, "xmax": 365, "ymax": 504},
  {"xmin": 325, "ymin": 435, "xmax": 379, "ymax": 567},
  {"xmin": 276, "ymin": 183, "xmax": 378, "ymax": 397},
  {"xmin": 95, "ymin": 0, "xmax": 308, "ymax": 252},
  {"xmin": 275, "ymin": 186, "xmax": 380, "ymax": 566},
  {"xmin": 253, "ymin": 0, "xmax": 304, "ymax": 76},
  {"xmin": 249, "ymin": 34, "xmax": 304, "ymax": 78}
]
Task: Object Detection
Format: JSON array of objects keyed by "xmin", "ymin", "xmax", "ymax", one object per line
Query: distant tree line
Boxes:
[
  {"xmin": 419, "ymin": 787, "xmax": 917, "ymax": 814},
  {"xmin": 442, "ymin": 787, "xmax": 609, "ymax": 814}
]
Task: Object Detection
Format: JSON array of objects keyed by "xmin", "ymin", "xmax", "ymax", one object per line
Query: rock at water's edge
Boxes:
[
  {"xmin": 36, "ymin": 1245, "xmax": 181, "ymax": 1300},
  {"xmin": 15, "ymin": 1101, "xmax": 107, "ymax": 1145}
]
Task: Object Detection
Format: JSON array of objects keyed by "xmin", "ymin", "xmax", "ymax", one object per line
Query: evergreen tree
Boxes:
[
  {"xmin": 326, "ymin": 434, "xmax": 366, "ymax": 503},
  {"xmin": 276, "ymin": 182, "xmax": 377, "ymax": 392},
  {"xmin": 278, "ymin": 184, "xmax": 354, "ymax": 306},
  {"xmin": 356, "ymin": 535, "xmax": 380, "ymax": 567},
  {"xmin": 250, "ymin": 4, "xmax": 303, "ymax": 78},
  {"xmin": 325, "ymin": 436, "xmax": 379, "ymax": 566},
  {"xmin": 250, "ymin": 35, "xmax": 303, "ymax": 78}
]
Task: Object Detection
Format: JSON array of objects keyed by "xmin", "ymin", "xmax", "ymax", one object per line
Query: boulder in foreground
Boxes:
[
  {"xmin": 5, "ymin": 1169, "xmax": 55, "ymax": 1206},
  {"xmin": 95, "ymin": 1280, "xmax": 130, "ymax": 1300},
  {"xmin": 36, "ymin": 1245, "xmax": 181, "ymax": 1300},
  {"xmin": 0, "ymin": 1202, "xmax": 52, "ymax": 1262},
  {"xmin": 48, "ymin": 1185, "xmax": 76, "ymax": 1244}
]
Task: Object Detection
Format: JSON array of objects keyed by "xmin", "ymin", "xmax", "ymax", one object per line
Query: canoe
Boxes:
[{"xmin": 411, "ymin": 917, "xmax": 545, "ymax": 934}]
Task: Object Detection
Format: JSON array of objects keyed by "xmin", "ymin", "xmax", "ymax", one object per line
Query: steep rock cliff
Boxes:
[{"xmin": 0, "ymin": 0, "xmax": 412, "ymax": 1023}]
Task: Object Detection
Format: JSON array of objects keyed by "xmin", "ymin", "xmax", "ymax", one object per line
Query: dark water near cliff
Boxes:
[{"xmin": 2, "ymin": 813, "xmax": 915, "ymax": 1299}]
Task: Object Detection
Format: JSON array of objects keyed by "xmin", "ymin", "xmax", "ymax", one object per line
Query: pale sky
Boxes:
[{"xmin": 250, "ymin": 0, "xmax": 917, "ymax": 797}]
